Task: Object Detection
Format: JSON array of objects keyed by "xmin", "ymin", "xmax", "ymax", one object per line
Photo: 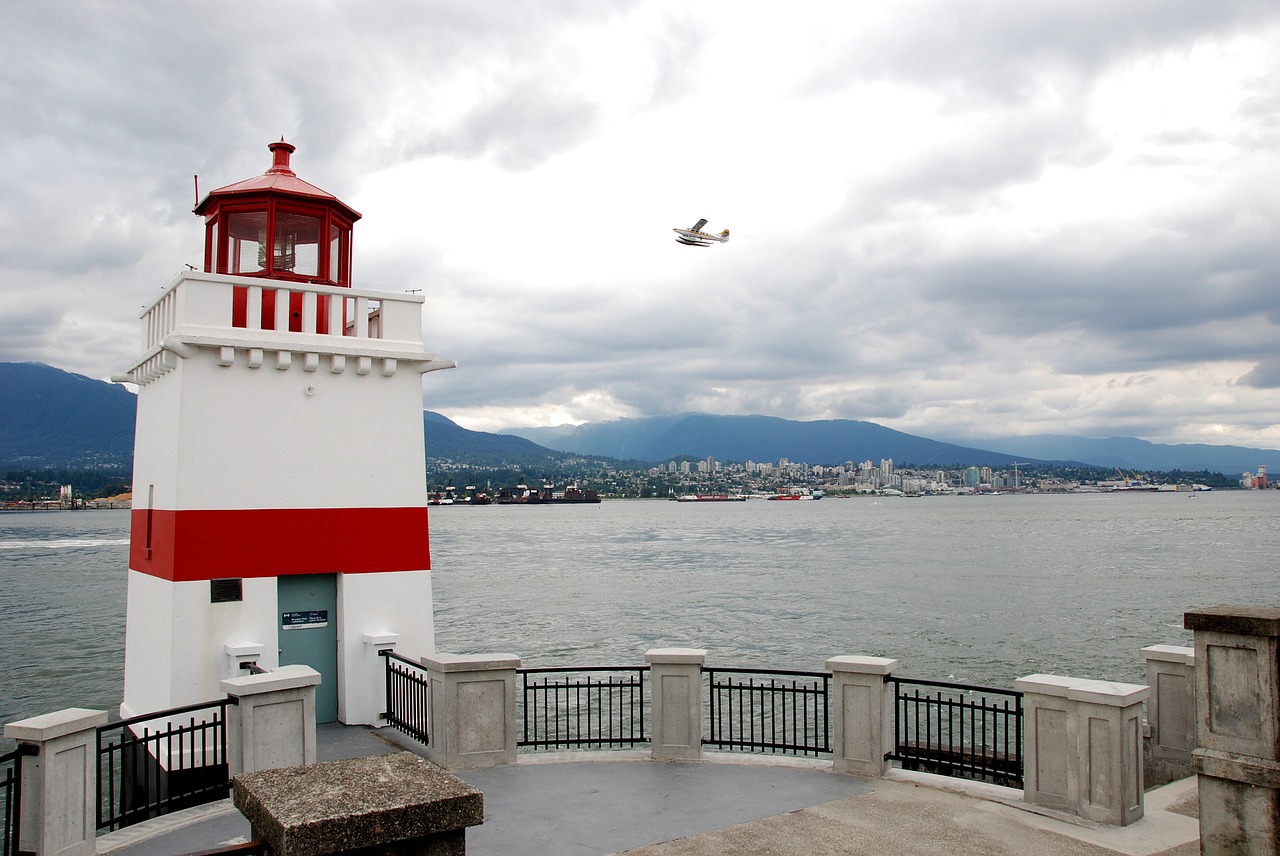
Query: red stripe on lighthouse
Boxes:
[{"xmin": 129, "ymin": 507, "xmax": 431, "ymax": 581}]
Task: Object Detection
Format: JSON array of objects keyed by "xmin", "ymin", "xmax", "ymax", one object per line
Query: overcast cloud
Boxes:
[{"xmin": 4, "ymin": 0, "xmax": 1280, "ymax": 449}]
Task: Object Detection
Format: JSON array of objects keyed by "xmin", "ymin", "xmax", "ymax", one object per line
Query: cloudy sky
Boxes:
[{"xmin": 5, "ymin": 1, "xmax": 1280, "ymax": 448}]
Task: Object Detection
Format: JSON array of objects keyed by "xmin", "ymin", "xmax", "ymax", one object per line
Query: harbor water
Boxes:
[{"xmin": 2, "ymin": 491, "xmax": 1277, "ymax": 748}]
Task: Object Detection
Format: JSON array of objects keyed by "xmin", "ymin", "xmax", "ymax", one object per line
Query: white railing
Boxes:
[
  {"xmin": 138, "ymin": 271, "xmax": 423, "ymax": 346},
  {"xmin": 143, "ymin": 287, "xmax": 178, "ymax": 352},
  {"xmin": 117, "ymin": 271, "xmax": 451, "ymax": 386}
]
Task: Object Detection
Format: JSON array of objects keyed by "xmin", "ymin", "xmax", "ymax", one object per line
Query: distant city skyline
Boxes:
[{"xmin": 4, "ymin": 3, "xmax": 1280, "ymax": 449}]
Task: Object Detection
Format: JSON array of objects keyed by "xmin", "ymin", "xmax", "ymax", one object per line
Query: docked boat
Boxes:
[
  {"xmin": 673, "ymin": 494, "xmax": 747, "ymax": 502},
  {"xmin": 767, "ymin": 488, "xmax": 823, "ymax": 501},
  {"xmin": 494, "ymin": 483, "xmax": 601, "ymax": 504}
]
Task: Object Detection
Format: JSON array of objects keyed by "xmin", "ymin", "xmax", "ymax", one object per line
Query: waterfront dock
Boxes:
[{"xmin": 96, "ymin": 722, "xmax": 1200, "ymax": 856}]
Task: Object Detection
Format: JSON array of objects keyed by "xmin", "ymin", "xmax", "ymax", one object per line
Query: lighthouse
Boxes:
[{"xmin": 117, "ymin": 140, "xmax": 453, "ymax": 724}]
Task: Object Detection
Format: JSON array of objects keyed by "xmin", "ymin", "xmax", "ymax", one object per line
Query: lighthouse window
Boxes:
[
  {"xmin": 274, "ymin": 211, "xmax": 322, "ymax": 277},
  {"xmin": 227, "ymin": 211, "xmax": 268, "ymax": 274},
  {"xmin": 211, "ymin": 578, "xmax": 243, "ymax": 603}
]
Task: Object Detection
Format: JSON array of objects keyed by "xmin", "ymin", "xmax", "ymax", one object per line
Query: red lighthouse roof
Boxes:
[
  {"xmin": 194, "ymin": 139, "xmax": 362, "ymax": 310},
  {"xmin": 194, "ymin": 140, "xmax": 361, "ymax": 222}
]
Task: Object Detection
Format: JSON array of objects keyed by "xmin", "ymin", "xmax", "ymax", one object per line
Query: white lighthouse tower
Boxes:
[{"xmin": 116, "ymin": 140, "xmax": 453, "ymax": 724}]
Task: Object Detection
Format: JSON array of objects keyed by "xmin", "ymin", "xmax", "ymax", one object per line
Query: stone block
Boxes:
[{"xmin": 233, "ymin": 752, "xmax": 483, "ymax": 856}]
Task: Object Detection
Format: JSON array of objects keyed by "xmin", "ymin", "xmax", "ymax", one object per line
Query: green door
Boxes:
[{"xmin": 278, "ymin": 574, "xmax": 339, "ymax": 723}]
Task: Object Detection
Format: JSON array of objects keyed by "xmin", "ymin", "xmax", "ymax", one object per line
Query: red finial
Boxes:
[{"xmin": 266, "ymin": 139, "xmax": 297, "ymax": 176}]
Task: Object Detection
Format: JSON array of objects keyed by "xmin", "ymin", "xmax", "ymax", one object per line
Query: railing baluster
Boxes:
[
  {"xmin": 379, "ymin": 652, "xmax": 431, "ymax": 746},
  {"xmin": 697, "ymin": 668, "xmax": 831, "ymax": 755},
  {"xmin": 0, "ymin": 746, "xmax": 37, "ymax": 856},
  {"xmin": 884, "ymin": 677, "xmax": 1024, "ymax": 787},
  {"xmin": 514, "ymin": 667, "xmax": 648, "ymax": 750}
]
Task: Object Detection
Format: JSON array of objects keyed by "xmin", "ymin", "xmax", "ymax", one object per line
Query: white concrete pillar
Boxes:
[
  {"xmin": 220, "ymin": 665, "xmax": 320, "ymax": 776},
  {"xmin": 1141, "ymin": 644, "xmax": 1195, "ymax": 784},
  {"xmin": 421, "ymin": 653, "xmax": 520, "ymax": 770},
  {"xmin": 1185, "ymin": 605, "xmax": 1280, "ymax": 855},
  {"xmin": 1016, "ymin": 674, "xmax": 1149, "ymax": 826},
  {"xmin": 349, "ymin": 631, "xmax": 400, "ymax": 727},
  {"xmin": 1019, "ymin": 674, "xmax": 1093, "ymax": 813},
  {"xmin": 4, "ymin": 707, "xmax": 107, "ymax": 856},
  {"xmin": 646, "ymin": 648, "xmax": 706, "ymax": 761},
  {"xmin": 826, "ymin": 655, "xmax": 897, "ymax": 777}
]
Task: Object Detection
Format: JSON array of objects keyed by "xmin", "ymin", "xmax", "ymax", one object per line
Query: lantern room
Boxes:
[{"xmin": 194, "ymin": 140, "xmax": 361, "ymax": 330}]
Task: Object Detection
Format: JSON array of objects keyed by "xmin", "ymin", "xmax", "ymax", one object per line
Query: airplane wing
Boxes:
[{"xmin": 690, "ymin": 219, "xmax": 708, "ymax": 232}]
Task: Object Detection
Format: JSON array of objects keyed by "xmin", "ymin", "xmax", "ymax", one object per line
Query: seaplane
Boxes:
[{"xmin": 673, "ymin": 218, "xmax": 730, "ymax": 247}]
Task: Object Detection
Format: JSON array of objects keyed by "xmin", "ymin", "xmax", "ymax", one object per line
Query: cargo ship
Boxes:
[{"xmin": 673, "ymin": 494, "xmax": 747, "ymax": 502}]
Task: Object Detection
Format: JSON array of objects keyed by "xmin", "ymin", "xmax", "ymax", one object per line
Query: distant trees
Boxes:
[{"xmin": 1, "ymin": 466, "xmax": 132, "ymax": 501}]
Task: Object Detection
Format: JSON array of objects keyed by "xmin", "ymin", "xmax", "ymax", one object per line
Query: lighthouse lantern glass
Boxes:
[
  {"xmin": 226, "ymin": 210, "xmax": 268, "ymax": 275},
  {"xmin": 274, "ymin": 209, "xmax": 322, "ymax": 277}
]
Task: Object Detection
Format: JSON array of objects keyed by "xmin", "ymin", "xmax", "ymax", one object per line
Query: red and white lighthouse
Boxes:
[{"xmin": 117, "ymin": 140, "xmax": 453, "ymax": 724}]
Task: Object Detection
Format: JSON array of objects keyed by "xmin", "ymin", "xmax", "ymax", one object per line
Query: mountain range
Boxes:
[
  {"xmin": 506, "ymin": 414, "xmax": 1032, "ymax": 468},
  {"xmin": 502, "ymin": 414, "xmax": 1280, "ymax": 474},
  {"xmin": 2, "ymin": 361, "xmax": 1277, "ymax": 474},
  {"xmin": 0, "ymin": 361, "xmax": 137, "ymax": 468}
]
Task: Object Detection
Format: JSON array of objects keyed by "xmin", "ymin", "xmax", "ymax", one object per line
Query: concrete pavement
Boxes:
[{"xmin": 619, "ymin": 772, "xmax": 1200, "ymax": 856}]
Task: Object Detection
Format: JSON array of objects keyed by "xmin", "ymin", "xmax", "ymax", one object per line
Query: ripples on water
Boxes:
[
  {"xmin": 0, "ymin": 510, "xmax": 131, "ymax": 744},
  {"xmin": 2, "ymin": 493, "xmax": 1277, "ymax": 749},
  {"xmin": 428, "ymin": 492, "xmax": 1279, "ymax": 686}
]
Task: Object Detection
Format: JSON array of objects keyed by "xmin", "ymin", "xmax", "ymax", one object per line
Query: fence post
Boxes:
[
  {"xmin": 646, "ymin": 648, "xmax": 705, "ymax": 761},
  {"xmin": 220, "ymin": 665, "xmax": 320, "ymax": 776},
  {"xmin": 826, "ymin": 656, "xmax": 897, "ymax": 777},
  {"xmin": 420, "ymin": 653, "xmax": 520, "ymax": 770},
  {"xmin": 4, "ymin": 707, "xmax": 107, "ymax": 856},
  {"xmin": 1184, "ymin": 605, "xmax": 1280, "ymax": 855},
  {"xmin": 1140, "ymin": 644, "xmax": 1195, "ymax": 786},
  {"xmin": 1016, "ymin": 674, "xmax": 1148, "ymax": 825}
]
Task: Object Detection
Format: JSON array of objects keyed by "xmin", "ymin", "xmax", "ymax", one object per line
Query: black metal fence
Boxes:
[
  {"xmin": 518, "ymin": 667, "xmax": 649, "ymax": 750},
  {"xmin": 886, "ymin": 677, "xmax": 1023, "ymax": 787},
  {"xmin": 2, "ymin": 745, "xmax": 34, "ymax": 856},
  {"xmin": 96, "ymin": 699, "xmax": 233, "ymax": 833},
  {"xmin": 704, "ymin": 668, "xmax": 831, "ymax": 756},
  {"xmin": 382, "ymin": 651, "xmax": 431, "ymax": 745}
]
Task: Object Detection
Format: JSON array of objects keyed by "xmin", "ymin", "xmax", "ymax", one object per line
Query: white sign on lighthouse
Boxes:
[{"xmin": 116, "ymin": 140, "xmax": 454, "ymax": 724}]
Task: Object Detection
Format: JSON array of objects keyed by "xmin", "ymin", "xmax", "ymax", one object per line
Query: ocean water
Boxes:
[
  {"xmin": 2, "ymin": 492, "xmax": 1277, "ymax": 749},
  {"xmin": 0, "ymin": 510, "xmax": 132, "ymax": 737},
  {"xmin": 428, "ymin": 491, "xmax": 1277, "ymax": 684}
]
